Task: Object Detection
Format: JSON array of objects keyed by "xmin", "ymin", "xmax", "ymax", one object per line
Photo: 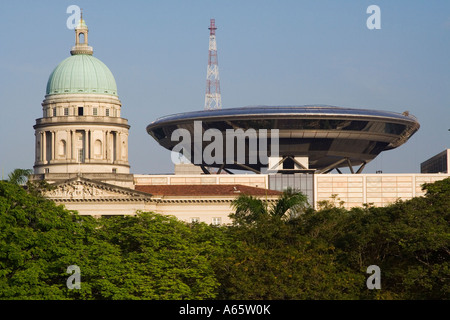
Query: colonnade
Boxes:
[{"xmin": 35, "ymin": 129, "xmax": 126, "ymax": 164}]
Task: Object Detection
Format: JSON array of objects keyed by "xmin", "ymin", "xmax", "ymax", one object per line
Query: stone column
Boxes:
[
  {"xmin": 114, "ymin": 131, "xmax": 119, "ymax": 163},
  {"xmin": 35, "ymin": 132, "xmax": 38, "ymax": 162},
  {"xmin": 89, "ymin": 129, "xmax": 94, "ymax": 161},
  {"xmin": 71, "ymin": 130, "xmax": 75, "ymax": 161},
  {"xmin": 103, "ymin": 130, "xmax": 107, "ymax": 160},
  {"xmin": 66, "ymin": 130, "xmax": 71, "ymax": 160},
  {"xmin": 117, "ymin": 132, "xmax": 121, "ymax": 161},
  {"xmin": 51, "ymin": 131, "xmax": 55, "ymax": 161},
  {"xmin": 105, "ymin": 130, "xmax": 109, "ymax": 161},
  {"xmin": 42, "ymin": 131, "xmax": 47, "ymax": 163},
  {"xmin": 84, "ymin": 130, "xmax": 88, "ymax": 163}
]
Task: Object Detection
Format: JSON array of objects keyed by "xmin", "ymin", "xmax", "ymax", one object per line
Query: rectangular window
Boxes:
[
  {"xmin": 93, "ymin": 107, "xmax": 98, "ymax": 116},
  {"xmin": 44, "ymin": 168, "xmax": 49, "ymax": 174},
  {"xmin": 78, "ymin": 149, "xmax": 85, "ymax": 163},
  {"xmin": 112, "ymin": 168, "xmax": 117, "ymax": 173},
  {"xmin": 191, "ymin": 217, "xmax": 200, "ymax": 223},
  {"xmin": 212, "ymin": 217, "xmax": 222, "ymax": 225},
  {"xmin": 102, "ymin": 215, "xmax": 124, "ymax": 219},
  {"xmin": 78, "ymin": 107, "xmax": 84, "ymax": 116},
  {"xmin": 106, "ymin": 109, "xmax": 110, "ymax": 117},
  {"xmin": 64, "ymin": 107, "xmax": 69, "ymax": 116},
  {"xmin": 52, "ymin": 108, "xmax": 57, "ymax": 117}
]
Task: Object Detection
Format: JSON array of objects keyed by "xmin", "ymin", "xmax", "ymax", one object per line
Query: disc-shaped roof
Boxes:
[
  {"xmin": 146, "ymin": 105, "xmax": 420, "ymax": 172},
  {"xmin": 149, "ymin": 105, "xmax": 416, "ymax": 125}
]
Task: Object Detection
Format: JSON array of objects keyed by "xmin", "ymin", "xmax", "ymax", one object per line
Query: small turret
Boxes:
[{"xmin": 70, "ymin": 10, "xmax": 93, "ymax": 55}]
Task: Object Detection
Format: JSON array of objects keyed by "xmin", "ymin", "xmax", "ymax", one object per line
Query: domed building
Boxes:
[
  {"xmin": 33, "ymin": 15, "xmax": 131, "ymax": 184},
  {"xmin": 31, "ymin": 12, "xmax": 448, "ymax": 222},
  {"xmin": 29, "ymin": 14, "xmax": 281, "ymax": 221}
]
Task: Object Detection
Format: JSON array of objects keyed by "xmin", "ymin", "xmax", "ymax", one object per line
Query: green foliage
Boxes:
[
  {"xmin": 0, "ymin": 178, "xmax": 449, "ymax": 300},
  {"xmin": 7, "ymin": 169, "xmax": 33, "ymax": 185},
  {"xmin": 221, "ymin": 180, "xmax": 449, "ymax": 300},
  {"xmin": 230, "ymin": 188, "xmax": 309, "ymax": 225},
  {"xmin": 213, "ymin": 217, "xmax": 363, "ymax": 299},
  {"xmin": 0, "ymin": 180, "xmax": 96, "ymax": 299},
  {"xmin": 0, "ymin": 182, "xmax": 218, "ymax": 300},
  {"xmin": 95, "ymin": 213, "xmax": 219, "ymax": 299}
]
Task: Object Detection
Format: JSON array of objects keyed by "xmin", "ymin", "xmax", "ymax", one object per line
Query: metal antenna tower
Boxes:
[{"xmin": 204, "ymin": 19, "xmax": 222, "ymax": 110}]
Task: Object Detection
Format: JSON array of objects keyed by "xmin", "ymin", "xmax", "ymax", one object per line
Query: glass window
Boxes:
[
  {"xmin": 64, "ymin": 108, "xmax": 69, "ymax": 116},
  {"xmin": 212, "ymin": 217, "xmax": 221, "ymax": 225},
  {"xmin": 93, "ymin": 107, "xmax": 98, "ymax": 116},
  {"xmin": 77, "ymin": 149, "xmax": 85, "ymax": 163},
  {"xmin": 385, "ymin": 123, "xmax": 406, "ymax": 135},
  {"xmin": 106, "ymin": 109, "xmax": 110, "ymax": 117}
]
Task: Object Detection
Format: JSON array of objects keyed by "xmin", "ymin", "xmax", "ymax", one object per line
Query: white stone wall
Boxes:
[
  {"xmin": 51, "ymin": 173, "xmax": 450, "ymax": 222},
  {"xmin": 133, "ymin": 174, "xmax": 269, "ymax": 189},
  {"xmin": 34, "ymin": 93, "xmax": 130, "ymax": 175},
  {"xmin": 315, "ymin": 173, "xmax": 450, "ymax": 209},
  {"xmin": 62, "ymin": 200, "xmax": 156, "ymax": 217},
  {"xmin": 148, "ymin": 200, "xmax": 235, "ymax": 225},
  {"xmin": 134, "ymin": 173, "xmax": 450, "ymax": 210}
]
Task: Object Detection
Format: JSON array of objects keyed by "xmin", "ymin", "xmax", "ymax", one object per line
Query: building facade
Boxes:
[
  {"xmin": 31, "ymin": 16, "xmax": 280, "ymax": 224},
  {"xmin": 33, "ymin": 15, "xmax": 130, "ymax": 178},
  {"xmin": 134, "ymin": 172, "xmax": 450, "ymax": 211},
  {"xmin": 420, "ymin": 149, "xmax": 450, "ymax": 174},
  {"xmin": 31, "ymin": 14, "xmax": 449, "ymax": 223}
]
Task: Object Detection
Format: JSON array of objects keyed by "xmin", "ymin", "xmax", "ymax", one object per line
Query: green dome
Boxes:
[{"xmin": 46, "ymin": 54, "xmax": 118, "ymax": 96}]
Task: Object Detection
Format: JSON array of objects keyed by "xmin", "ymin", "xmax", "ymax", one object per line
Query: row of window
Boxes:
[
  {"xmin": 46, "ymin": 106, "xmax": 117, "ymax": 117},
  {"xmin": 203, "ymin": 119, "xmax": 407, "ymax": 135},
  {"xmin": 191, "ymin": 217, "xmax": 222, "ymax": 225},
  {"xmin": 150, "ymin": 120, "xmax": 408, "ymax": 142},
  {"xmin": 99, "ymin": 216, "xmax": 222, "ymax": 224},
  {"xmin": 43, "ymin": 167, "xmax": 118, "ymax": 174},
  {"xmin": 190, "ymin": 217, "xmax": 222, "ymax": 226}
]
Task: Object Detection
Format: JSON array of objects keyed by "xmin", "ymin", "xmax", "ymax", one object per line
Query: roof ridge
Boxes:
[{"xmin": 135, "ymin": 184, "xmax": 282, "ymax": 196}]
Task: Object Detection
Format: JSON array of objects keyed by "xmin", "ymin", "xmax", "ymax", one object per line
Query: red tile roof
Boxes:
[{"xmin": 135, "ymin": 184, "xmax": 282, "ymax": 197}]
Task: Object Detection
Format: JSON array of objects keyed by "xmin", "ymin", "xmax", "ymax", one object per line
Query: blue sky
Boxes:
[{"xmin": 1, "ymin": 0, "xmax": 449, "ymax": 176}]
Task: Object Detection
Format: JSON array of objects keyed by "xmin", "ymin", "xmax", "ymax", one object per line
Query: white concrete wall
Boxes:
[
  {"xmin": 134, "ymin": 174, "xmax": 268, "ymax": 189},
  {"xmin": 314, "ymin": 173, "xmax": 450, "ymax": 209},
  {"xmin": 56, "ymin": 173, "xmax": 450, "ymax": 221}
]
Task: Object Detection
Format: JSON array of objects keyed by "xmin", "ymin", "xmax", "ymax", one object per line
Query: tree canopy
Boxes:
[
  {"xmin": 0, "ymin": 177, "xmax": 449, "ymax": 300},
  {"xmin": 0, "ymin": 181, "xmax": 219, "ymax": 299},
  {"xmin": 6, "ymin": 168, "xmax": 33, "ymax": 185},
  {"xmin": 230, "ymin": 187, "xmax": 309, "ymax": 225}
]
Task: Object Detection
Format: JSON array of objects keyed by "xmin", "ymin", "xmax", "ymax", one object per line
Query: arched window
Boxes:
[
  {"xmin": 59, "ymin": 140, "xmax": 67, "ymax": 157},
  {"xmin": 94, "ymin": 139, "xmax": 102, "ymax": 156},
  {"xmin": 78, "ymin": 32, "xmax": 85, "ymax": 44}
]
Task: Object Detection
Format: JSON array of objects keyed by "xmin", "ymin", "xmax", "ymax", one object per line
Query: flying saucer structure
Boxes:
[{"xmin": 146, "ymin": 105, "xmax": 420, "ymax": 174}]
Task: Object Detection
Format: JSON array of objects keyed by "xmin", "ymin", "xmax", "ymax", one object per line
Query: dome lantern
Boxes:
[{"xmin": 70, "ymin": 10, "xmax": 93, "ymax": 56}]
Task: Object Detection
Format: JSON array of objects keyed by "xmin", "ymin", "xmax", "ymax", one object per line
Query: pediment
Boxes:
[{"xmin": 43, "ymin": 177, "xmax": 152, "ymax": 201}]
